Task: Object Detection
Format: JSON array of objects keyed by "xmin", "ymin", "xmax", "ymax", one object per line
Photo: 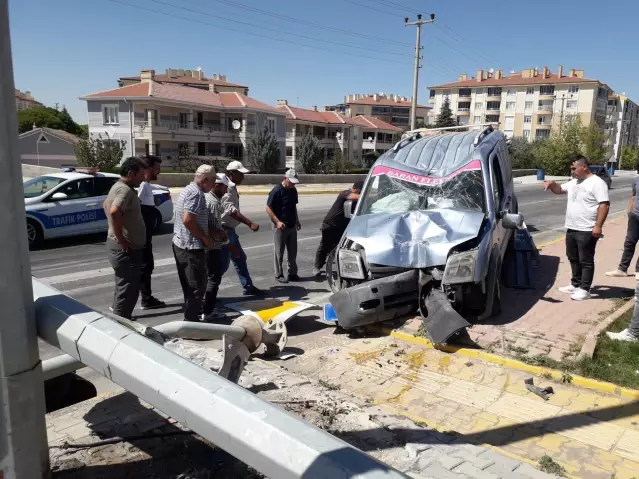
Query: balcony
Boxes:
[
  {"xmin": 537, "ymin": 104, "xmax": 554, "ymax": 112},
  {"xmin": 536, "ymin": 122, "xmax": 552, "ymax": 128},
  {"xmin": 539, "ymin": 90, "xmax": 556, "ymax": 99},
  {"xmin": 486, "ymin": 106, "xmax": 501, "ymax": 112},
  {"xmin": 457, "ymin": 109, "xmax": 470, "ymax": 115}
]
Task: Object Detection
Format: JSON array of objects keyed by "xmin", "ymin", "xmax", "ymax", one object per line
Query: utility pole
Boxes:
[
  {"xmin": 0, "ymin": 0, "xmax": 50, "ymax": 477},
  {"xmin": 405, "ymin": 13, "xmax": 435, "ymax": 131}
]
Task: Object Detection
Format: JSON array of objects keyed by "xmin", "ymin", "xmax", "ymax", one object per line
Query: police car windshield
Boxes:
[{"xmin": 24, "ymin": 176, "xmax": 67, "ymax": 198}]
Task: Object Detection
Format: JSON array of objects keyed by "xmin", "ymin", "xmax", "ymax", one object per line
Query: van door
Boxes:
[{"xmin": 489, "ymin": 152, "xmax": 509, "ymax": 258}]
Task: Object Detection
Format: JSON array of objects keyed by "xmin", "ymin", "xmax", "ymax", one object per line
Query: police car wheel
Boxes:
[{"xmin": 26, "ymin": 219, "xmax": 43, "ymax": 248}]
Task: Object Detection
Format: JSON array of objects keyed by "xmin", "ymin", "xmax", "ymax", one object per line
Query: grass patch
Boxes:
[
  {"xmin": 538, "ymin": 455, "xmax": 566, "ymax": 476},
  {"xmin": 514, "ymin": 308, "xmax": 639, "ymax": 389}
]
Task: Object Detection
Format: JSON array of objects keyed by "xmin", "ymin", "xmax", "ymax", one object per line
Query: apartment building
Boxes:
[
  {"xmin": 277, "ymin": 100, "xmax": 401, "ymax": 170},
  {"xmin": 428, "ymin": 66, "xmax": 614, "ymax": 144},
  {"xmin": 81, "ymin": 69, "xmax": 286, "ymax": 169},
  {"xmin": 15, "ymin": 89, "xmax": 43, "ymax": 111},
  {"xmin": 325, "ymin": 93, "xmax": 431, "ymax": 129},
  {"xmin": 118, "ymin": 67, "xmax": 249, "ymax": 95},
  {"xmin": 606, "ymin": 94, "xmax": 639, "ymax": 163}
]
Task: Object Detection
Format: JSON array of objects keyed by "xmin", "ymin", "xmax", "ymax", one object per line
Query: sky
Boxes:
[{"xmin": 8, "ymin": 0, "xmax": 639, "ymax": 123}]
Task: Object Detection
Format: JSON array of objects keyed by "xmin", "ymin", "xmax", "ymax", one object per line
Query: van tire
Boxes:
[{"xmin": 27, "ymin": 219, "xmax": 43, "ymax": 249}]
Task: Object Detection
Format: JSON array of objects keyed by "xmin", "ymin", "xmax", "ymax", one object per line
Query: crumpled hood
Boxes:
[{"xmin": 345, "ymin": 209, "xmax": 486, "ymax": 268}]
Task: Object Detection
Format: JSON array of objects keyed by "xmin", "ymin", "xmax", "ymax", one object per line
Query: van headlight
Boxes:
[
  {"xmin": 338, "ymin": 249, "xmax": 365, "ymax": 279},
  {"xmin": 442, "ymin": 250, "xmax": 478, "ymax": 284}
]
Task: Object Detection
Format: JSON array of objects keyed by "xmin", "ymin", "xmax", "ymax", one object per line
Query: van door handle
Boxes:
[{"xmin": 85, "ymin": 203, "xmax": 98, "ymax": 207}]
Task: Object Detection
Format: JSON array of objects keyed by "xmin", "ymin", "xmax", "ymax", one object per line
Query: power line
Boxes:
[
  {"xmin": 433, "ymin": 23, "xmax": 500, "ymax": 67},
  {"xmin": 342, "ymin": 0, "xmax": 397, "ymax": 17},
  {"xmin": 151, "ymin": 0, "xmax": 409, "ymax": 57},
  {"xmin": 205, "ymin": 0, "xmax": 413, "ymax": 47},
  {"xmin": 104, "ymin": 0, "xmax": 415, "ymax": 66},
  {"xmin": 363, "ymin": 0, "xmax": 420, "ymax": 12}
]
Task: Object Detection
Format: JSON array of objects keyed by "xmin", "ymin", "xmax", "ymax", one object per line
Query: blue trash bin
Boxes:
[
  {"xmin": 609, "ymin": 165, "xmax": 615, "ymax": 176},
  {"xmin": 536, "ymin": 168, "xmax": 545, "ymax": 181}
]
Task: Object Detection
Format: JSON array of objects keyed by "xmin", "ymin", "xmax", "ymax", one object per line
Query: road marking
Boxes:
[{"xmin": 38, "ymin": 235, "xmax": 323, "ymax": 285}]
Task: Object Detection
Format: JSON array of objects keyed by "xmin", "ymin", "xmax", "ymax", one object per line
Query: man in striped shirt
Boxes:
[{"xmin": 172, "ymin": 164, "xmax": 216, "ymax": 322}]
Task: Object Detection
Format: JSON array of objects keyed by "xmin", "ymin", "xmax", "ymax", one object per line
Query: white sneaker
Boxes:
[
  {"xmin": 606, "ymin": 269, "xmax": 628, "ymax": 277},
  {"xmin": 201, "ymin": 310, "xmax": 225, "ymax": 322},
  {"xmin": 606, "ymin": 329, "xmax": 639, "ymax": 343},
  {"xmin": 571, "ymin": 288, "xmax": 592, "ymax": 301},
  {"xmin": 558, "ymin": 284, "xmax": 577, "ymax": 294}
]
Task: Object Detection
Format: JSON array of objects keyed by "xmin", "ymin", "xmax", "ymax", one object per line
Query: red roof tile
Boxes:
[
  {"xmin": 429, "ymin": 73, "xmax": 599, "ymax": 89},
  {"xmin": 15, "ymin": 89, "xmax": 43, "ymax": 105},
  {"xmin": 119, "ymin": 73, "xmax": 247, "ymax": 89},
  {"xmin": 151, "ymin": 82, "xmax": 222, "ymax": 107},
  {"xmin": 347, "ymin": 97, "xmax": 430, "ymax": 108},
  {"xmin": 351, "ymin": 116, "xmax": 402, "ymax": 131},
  {"xmin": 83, "ymin": 83, "xmax": 151, "ymax": 98},
  {"xmin": 277, "ymin": 105, "xmax": 400, "ymax": 131}
]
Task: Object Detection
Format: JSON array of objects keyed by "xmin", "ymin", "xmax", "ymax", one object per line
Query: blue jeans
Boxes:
[{"xmin": 220, "ymin": 227, "xmax": 254, "ymax": 290}]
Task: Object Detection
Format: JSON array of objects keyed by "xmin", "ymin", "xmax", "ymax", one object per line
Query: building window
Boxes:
[
  {"xmin": 506, "ymin": 102, "xmax": 516, "ymax": 110},
  {"xmin": 507, "ymin": 89, "xmax": 517, "ymax": 96},
  {"xmin": 475, "ymin": 88, "xmax": 484, "ymax": 95},
  {"xmin": 487, "ymin": 87, "xmax": 502, "ymax": 96},
  {"xmin": 429, "ymin": 90, "xmax": 436, "ymax": 98},
  {"xmin": 392, "ymin": 107, "xmax": 410, "ymax": 114},
  {"xmin": 538, "ymin": 100, "xmax": 554, "ymax": 111},
  {"xmin": 459, "ymin": 88, "xmax": 472, "ymax": 97},
  {"xmin": 537, "ymin": 116, "xmax": 550, "ymax": 125},
  {"xmin": 474, "ymin": 103, "xmax": 483, "ymax": 110},
  {"xmin": 286, "ymin": 146, "xmax": 293, "ymax": 157},
  {"xmin": 474, "ymin": 116, "xmax": 482, "ymax": 123},
  {"xmin": 486, "ymin": 115, "xmax": 500, "ymax": 123},
  {"xmin": 525, "ymin": 101, "xmax": 533, "ymax": 109},
  {"xmin": 457, "ymin": 102, "xmax": 471, "ymax": 111},
  {"xmin": 486, "ymin": 101, "xmax": 501, "ymax": 111},
  {"xmin": 566, "ymin": 100, "xmax": 577, "ymax": 109},
  {"xmin": 179, "ymin": 112, "xmax": 188, "ymax": 128},
  {"xmin": 540, "ymin": 85, "xmax": 555, "ymax": 95},
  {"xmin": 102, "ymin": 104, "xmax": 119, "ymax": 125},
  {"xmin": 443, "ymin": 90, "xmax": 451, "ymax": 96},
  {"xmin": 523, "ymin": 130, "xmax": 531, "ymax": 139},
  {"xmin": 568, "ymin": 85, "xmax": 580, "ymax": 94},
  {"xmin": 266, "ymin": 118, "xmax": 276, "ymax": 134},
  {"xmin": 536, "ymin": 130, "xmax": 550, "ymax": 140},
  {"xmin": 526, "ymin": 87, "xmax": 534, "ymax": 95},
  {"xmin": 524, "ymin": 116, "xmax": 532, "ymax": 123},
  {"xmin": 197, "ymin": 142, "xmax": 206, "ymax": 156}
]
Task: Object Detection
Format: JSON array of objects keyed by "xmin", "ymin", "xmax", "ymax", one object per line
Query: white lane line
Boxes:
[{"xmin": 37, "ymin": 235, "xmax": 323, "ymax": 285}]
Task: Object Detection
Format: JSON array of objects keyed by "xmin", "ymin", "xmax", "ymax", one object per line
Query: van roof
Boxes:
[{"xmin": 377, "ymin": 129, "xmax": 503, "ymax": 178}]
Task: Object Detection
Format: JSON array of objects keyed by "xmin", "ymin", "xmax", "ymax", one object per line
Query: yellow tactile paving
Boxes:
[
  {"xmin": 486, "ymin": 392, "xmax": 562, "ymax": 423},
  {"xmin": 613, "ymin": 429, "xmax": 639, "ymax": 462},
  {"xmin": 436, "ymin": 378, "xmax": 503, "ymax": 410},
  {"xmin": 555, "ymin": 417, "xmax": 625, "ymax": 450}
]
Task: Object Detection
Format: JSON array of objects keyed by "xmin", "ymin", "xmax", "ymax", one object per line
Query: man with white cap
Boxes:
[
  {"xmin": 202, "ymin": 173, "xmax": 230, "ymax": 321},
  {"xmin": 220, "ymin": 160, "xmax": 263, "ymax": 296},
  {"xmin": 266, "ymin": 169, "xmax": 301, "ymax": 283},
  {"xmin": 173, "ymin": 164, "xmax": 215, "ymax": 322}
]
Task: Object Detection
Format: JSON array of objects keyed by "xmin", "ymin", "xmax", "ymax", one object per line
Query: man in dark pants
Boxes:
[
  {"xmin": 544, "ymin": 156, "xmax": 610, "ymax": 301},
  {"xmin": 202, "ymin": 174, "xmax": 230, "ymax": 321},
  {"xmin": 138, "ymin": 155, "xmax": 166, "ymax": 310},
  {"xmin": 104, "ymin": 157, "xmax": 148, "ymax": 319},
  {"xmin": 266, "ymin": 169, "xmax": 301, "ymax": 283},
  {"xmin": 172, "ymin": 164, "xmax": 215, "ymax": 321},
  {"xmin": 606, "ymin": 161, "xmax": 639, "ymax": 279},
  {"xmin": 313, "ymin": 181, "xmax": 363, "ymax": 276}
]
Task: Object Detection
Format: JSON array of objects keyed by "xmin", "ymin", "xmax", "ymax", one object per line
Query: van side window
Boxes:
[{"xmin": 491, "ymin": 156, "xmax": 504, "ymax": 209}]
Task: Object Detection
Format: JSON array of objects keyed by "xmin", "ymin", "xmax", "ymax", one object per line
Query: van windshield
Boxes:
[{"xmin": 359, "ymin": 170, "xmax": 486, "ymax": 215}]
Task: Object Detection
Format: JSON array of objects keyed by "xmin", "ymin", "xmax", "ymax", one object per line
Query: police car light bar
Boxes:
[{"xmin": 60, "ymin": 166, "xmax": 100, "ymax": 175}]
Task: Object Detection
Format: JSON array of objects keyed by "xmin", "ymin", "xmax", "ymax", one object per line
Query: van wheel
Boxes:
[{"xmin": 26, "ymin": 219, "xmax": 43, "ymax": 249}]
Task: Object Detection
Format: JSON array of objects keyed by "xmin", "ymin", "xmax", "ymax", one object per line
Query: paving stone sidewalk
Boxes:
[{"xmin": 46, "ymin": 340, "xmax": 553, "ymax": 479}]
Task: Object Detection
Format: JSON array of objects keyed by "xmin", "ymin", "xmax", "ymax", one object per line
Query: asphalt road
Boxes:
[{"xmin": 31, "ymin": 175, "xmax": 636, "ymax": 393}]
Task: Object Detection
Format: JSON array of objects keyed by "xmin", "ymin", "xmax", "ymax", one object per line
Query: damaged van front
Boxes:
[{"xmin": 327, "ymin": 127, "xmax": 524, "ymax": 344}]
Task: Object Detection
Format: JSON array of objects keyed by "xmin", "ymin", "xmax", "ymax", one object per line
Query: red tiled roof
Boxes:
[
  {"xmin": 429, "ymin": 73, "xmax": 599, "ymax": 89},
  {"xmin": 346, "ymin": 97, "xmax": 430, "ymax": 108},
  {"xmin": 19, "ymin": 127, "xmax": 80, "ymax": 144},
  {"xmin": 15, "ymin": 89, "xmax": 43, "ymax": 104},
  {"xmin": 81, "ymin": 82, "xmax": 281, "ymax": 113},
  {"xmin": 119, "ymin": 73, "xmax": 248, "ymax": 89},
  {"xmin": 277, "ymin": 105, "xmax": 401, "ymax": 131}
]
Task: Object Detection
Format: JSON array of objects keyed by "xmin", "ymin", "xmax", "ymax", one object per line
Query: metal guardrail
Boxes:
[{"xmin": 33, "ymin": 279, "xmax": 406, "ymax": 478}]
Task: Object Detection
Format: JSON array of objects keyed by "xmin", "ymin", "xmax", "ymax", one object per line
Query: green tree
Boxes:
[
  {"xmin": 508, "ymin": 137, "xmax": 536, "ymax": 169},
  {"xmin": 435, "ymin": 97, "xmax": 457, "ymax": 128},
  {"xmin": 297, "ymin": 133, "xmax": 324, "ymax": 173},
  {"xmin": 621, "ymin": 145, "xmax": 639, "ymax": 170},
  {"xmin": 246, "ymin": 125, "xmax": 280, "ymax": 173},
  {"xmin": 78, "ymin": 124, "xmax": 89, "ymax": 138},
  {"xmin": 325, "ymin": 150, "xmax": 354, "ymax": 174},
  {"xmin": 172, "ymin": 145, "xmax": 214, "ymax": 173},
  {"xmin": 17, "ymin": 106, "xmax": 81, "ymax": 135},
  {"xmin": 580, "ymin": 123, "xmax": 607, "ymax": 164},
  {"xmin": 73, "ymin": 134, "xmax": 127, "ymax": 170}
]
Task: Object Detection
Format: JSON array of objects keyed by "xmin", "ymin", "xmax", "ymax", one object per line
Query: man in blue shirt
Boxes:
[{"xmin": 266, "ymin": 169, "xmax": 301, "ymax": 283}]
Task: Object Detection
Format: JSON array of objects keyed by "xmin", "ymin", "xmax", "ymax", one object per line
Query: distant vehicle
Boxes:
[
  {"xmin": 589, "ymin": 165, "xmax": 612, "ymax": 189},
  {"xmin": 23, "ymin": 169, "xmax": 173, "ymax": 248}
]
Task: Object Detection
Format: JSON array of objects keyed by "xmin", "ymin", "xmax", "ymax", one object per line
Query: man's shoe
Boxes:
[
  {"xmin": 558, "ymin": 284, "xmax": 577, "ymax": 294},
  {"xmin": 201, "ymin": 310, "xmax": 226, "ymax": 322},
  {"xmin": 571, "ymin": 288, "xmax": 592, "ymax": 301},
  {"xmin": 606, "ymin": 328, "xmax": 639, "ymax": 343},
  {"xmin": 243, "ymin": 286, "xmax": 264, "ymax": 296},
  {"xmin": 276, "ymin": 276, "xmax": 288, "ymax": 284},
  {"xmin": 605, "ymin": 269, "xmax": 628, "ymax": 277},
  {"xmin": 288, "ymin": 274, "xmax": 301, "ymax": 282},
  {"xmin": 141, "ymin": 297, "xmax": 167, "ymax": 310},
  {"xmin": 313, "ymin": 267, "xmax": 321, "ymax": 277}
]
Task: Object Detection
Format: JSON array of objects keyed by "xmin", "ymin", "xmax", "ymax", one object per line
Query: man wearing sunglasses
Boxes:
[{"xmin": 543, "ymin": 156, "xmax": 610, "ymax": 301}]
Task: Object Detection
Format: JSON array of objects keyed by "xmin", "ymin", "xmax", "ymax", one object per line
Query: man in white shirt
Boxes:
[
  {"xmin": 543, "ymin": 156, "xmax": 610, "ymax": 300},
  {"xmin": 138, "ymin": 155, "xmax": 166, "ymax": 310}
]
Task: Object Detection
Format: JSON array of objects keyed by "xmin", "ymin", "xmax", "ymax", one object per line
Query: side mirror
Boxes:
[
  {"xmin": 501, "ymin": 212, "xmax": 524, "ymax": 230},
  {"xmin": 51, "ymin": 192, "xmax": 68, "ymax": 201},
  {"xmin": 343, "ymin": 200, "xmax": 354, "ymax": 219}
]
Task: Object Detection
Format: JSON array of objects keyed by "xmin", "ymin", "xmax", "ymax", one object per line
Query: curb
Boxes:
[
  {"xmin": 578, "ymin": 297, "xmax": 635, "ymax": 359},
  {"xmin": 367, "ymin": 326, "xmax": 639, "ymax": 400}
]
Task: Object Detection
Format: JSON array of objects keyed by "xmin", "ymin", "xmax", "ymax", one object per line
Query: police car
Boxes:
[{"xmin": 23, "ymin": 168, "xmax": 173, "ymax": 248}]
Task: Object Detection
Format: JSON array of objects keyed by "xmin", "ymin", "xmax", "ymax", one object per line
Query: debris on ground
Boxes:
[{"xmin": 524, "ymin": 377, "xmax": 554, "ymax": 401}]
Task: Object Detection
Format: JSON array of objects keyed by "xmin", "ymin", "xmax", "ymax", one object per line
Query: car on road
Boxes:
[
  {"xmin": 589, "ymin": 165, "xmax": 612, "ymax": 189},
  {"xmin": 327, "ymin": 126, "xmax": 526, "ymax": 344},
  {"xmin": 24, "ymin": 169, "xmax": 173, "ymax": 248}
]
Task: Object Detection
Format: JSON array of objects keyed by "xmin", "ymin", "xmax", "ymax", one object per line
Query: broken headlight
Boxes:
[
  {"xmin": 338, "ymin": 249, "xmax": 365, "ymax": 279},
  {"xmin": 442, "ymin": 250, "xmax": 477, "ymax": 284}
]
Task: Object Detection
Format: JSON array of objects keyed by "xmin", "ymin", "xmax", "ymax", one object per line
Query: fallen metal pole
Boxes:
[
  {"xmin": 33, "ymin": 279, "xmax": 407, "ymax": 479},
  {"xmin": 154, "ymin": 321, "xmax": 246, "ymax": 340},
  {"xmin": 42, "ymin": 355, "xmax": 85, "ymax": 381}
]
